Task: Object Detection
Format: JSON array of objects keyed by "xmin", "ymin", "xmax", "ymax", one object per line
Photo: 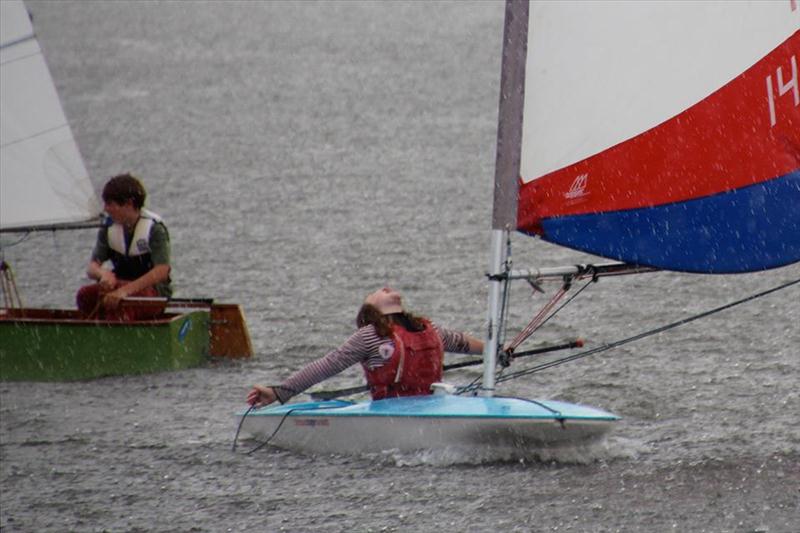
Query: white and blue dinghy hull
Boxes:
[{"xmin": 237, "ymin": 395, "xmax": 618, "ymax": 456}]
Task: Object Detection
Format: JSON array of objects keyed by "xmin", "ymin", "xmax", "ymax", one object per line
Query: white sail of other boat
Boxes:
[
  {"xmin": 0, "ymin": 0, "xmax": 100, "ymax": 233},
  {"xmin": 1, "ymin": 1, "xmax": 253, "ymax": 384}
]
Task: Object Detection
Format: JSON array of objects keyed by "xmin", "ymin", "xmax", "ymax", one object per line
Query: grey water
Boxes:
[{"xmin": 1, "ymin": 1, "xmax": 798, "ymax": 531}]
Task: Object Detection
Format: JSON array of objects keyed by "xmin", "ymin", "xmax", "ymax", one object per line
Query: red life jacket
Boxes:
[{"xmin": 363, "ymin": 319, "xmax": 444, "ymax": 400}]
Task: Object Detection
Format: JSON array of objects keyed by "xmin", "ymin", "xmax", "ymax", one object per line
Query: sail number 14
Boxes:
[{"xmin": 767, "ymin": 54, "xmax": 798, "ymax": 128}]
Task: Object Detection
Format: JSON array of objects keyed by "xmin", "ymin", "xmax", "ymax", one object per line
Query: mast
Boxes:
[{"xmin": 482, "ymin": 0, "xmax": 528, "ymax": 397}]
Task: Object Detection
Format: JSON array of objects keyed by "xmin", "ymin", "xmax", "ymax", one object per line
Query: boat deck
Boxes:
[{"xmin": 255, "ymin": 395, "xmax": 619, "ymax": 420}]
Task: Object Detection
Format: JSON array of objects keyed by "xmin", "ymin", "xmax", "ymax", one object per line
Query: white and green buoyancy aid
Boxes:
[{"xmin": 107, "ymin": 209, "xmax": 163, "ymax": 281}]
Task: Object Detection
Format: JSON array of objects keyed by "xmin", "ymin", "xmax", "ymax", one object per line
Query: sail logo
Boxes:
[
  {"xmin": 767, "ymin": 54, "xmax": 798, "ymax": 127},
  {"xmin": 178, "ymin": 318, "xmax": 191, "ymax": 342},
  {"xmin": 565, "ymin": 174, "xmax": 589, "ymax": 199}
]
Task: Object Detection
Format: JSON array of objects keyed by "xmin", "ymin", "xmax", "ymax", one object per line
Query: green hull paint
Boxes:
[{"xmin": 0, "ymin": 309, "xmax": 210, "ymax": 381}]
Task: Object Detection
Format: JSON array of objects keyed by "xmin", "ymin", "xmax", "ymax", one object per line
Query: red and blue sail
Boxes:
[{"xmin": 516, "ymin": 3, "xmax": 799, "ymax": 274}]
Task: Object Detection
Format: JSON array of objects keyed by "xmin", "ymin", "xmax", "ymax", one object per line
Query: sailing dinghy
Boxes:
[
  {"xmin": 238, "ymin": 395, "xmax": 616, "ymax": 457},
  {"xmin": 0, "ymin": 0, "xmax": 253, "ymax": 381},
  {"xmin": 237, "ymin": 1, "xmax": 799, "ymax": 457}
]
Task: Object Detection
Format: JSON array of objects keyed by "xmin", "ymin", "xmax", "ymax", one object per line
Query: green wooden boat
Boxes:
[
  {"xmin": 0, "ymin": 2, "xmax": 254, "ymax": 382},
  {"xmin": 0, "ymin": 308, "xmax": 211, "ymax": 381}
]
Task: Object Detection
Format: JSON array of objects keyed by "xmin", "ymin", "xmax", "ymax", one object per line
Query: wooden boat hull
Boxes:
[
  {"xmin": 0, "ymin": 308, "xmax": 210, "ymax": 381},
  {"xmin": 237, "ymin": 395, "xmax": 618, "ymax": 456}
]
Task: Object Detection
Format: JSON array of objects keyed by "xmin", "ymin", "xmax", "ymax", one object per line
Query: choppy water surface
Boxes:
[{"xmin": 1, "ymin": 2, "xmax": 798, "ymax": 532}]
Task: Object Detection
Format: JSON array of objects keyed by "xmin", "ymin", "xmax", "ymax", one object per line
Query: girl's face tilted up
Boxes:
[{"xmin": 364, "ymin": 287, "xmax": 404, "ymax": 315}]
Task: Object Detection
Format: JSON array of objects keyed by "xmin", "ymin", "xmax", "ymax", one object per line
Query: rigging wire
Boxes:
[
  {"xmin": 460, "ymin": 275, "xmax": 800, "ymax": 394},
  {"xmin": 0, "ymin": 231, "xmax": 32, "ymax": 250},
  {"xmin": 506, "ymin": 285, "xmax": 568, "ymax": 350},
  {"xmin": 535, "ymin": 277, "xmax": 595, "ymax": 330},
  {"xmin": 506, "ymin": 276, "xmax": 596, "ymax": 353}
]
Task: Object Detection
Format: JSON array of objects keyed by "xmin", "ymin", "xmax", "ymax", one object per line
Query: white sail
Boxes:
[
  {"xmin": 521, "ymin": 1, "xmax": 800, "ymax": 182},
  {"xmin": 0, "ymin": 0, "xmax": 100, "ymax": 232},
  {"xmin": 485, "ymin": 0, "xmax": 800, "ymax": 393},
  {"xmin": 511, "ymin": 0, "xmax": 800, "ymax": 273}
]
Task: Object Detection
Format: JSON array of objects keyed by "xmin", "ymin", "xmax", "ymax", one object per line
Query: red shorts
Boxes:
[{"xmin": 76, "ymin": 281, "xmax": 161, "ymax": 321}]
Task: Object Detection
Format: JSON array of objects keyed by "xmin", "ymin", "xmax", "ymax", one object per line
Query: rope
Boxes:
[
  {"xmin": 240, "ymin": 407, "xmax": 297, "ymax": 455},
  {"xmin": 507, "ymin": 285, "xmax": 568, "ymax": 350},
  {"xmin": 232, "ymin": 406, "xmax": 301, "ymax": 455},
  {"xmin": 232, "ymin": 385, "xmax": 299, "ymax": 452},
  {"xmin": 495, "ymin": 395, "xmax": 564, "ymax": 417},
  {"xmin": 231, "ymin": 404, "xmax": 256, "ymax": 452},
  {"xmin": 506, "ymin": 277, "xmax": 595, "ymax": 352},
  {"xmin": 461, "ymin": 275, "xmax": 800, "ymax": 393},
  {"xmin": 232, "ymin": 385, "xmax": 349, "ymax": 454},
  {"xmin": 0, "ymin": 261, "xmax": 23, "ymax": 308},
  {"xmin": 456, "ymin": 373, "xmax": 484, "ymax": 396},
  {"xmin": 87, "ymin": 299, "xmax": 103, "ymax": 319},
  {"xmin": 0, "ymin": 231, "xmax": 32, "ymax": 249}
]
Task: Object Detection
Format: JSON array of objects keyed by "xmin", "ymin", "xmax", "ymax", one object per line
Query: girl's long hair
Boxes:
[{"xmin": 356, "ymin": 304, "xmax": 427, "ymax": 338}]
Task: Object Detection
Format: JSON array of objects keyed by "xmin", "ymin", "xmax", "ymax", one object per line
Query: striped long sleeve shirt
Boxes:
[{"xmin": 273, "ymin": 323, "xmax": 475, "ymax": 403}]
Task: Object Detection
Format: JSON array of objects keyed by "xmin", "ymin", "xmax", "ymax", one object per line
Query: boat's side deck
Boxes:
[
  {"xmin": 0, "ymin": 307, "xmax": 184, "ymax": 325},
  {"xmin": 245, "ymin": 395, "xmax": 620, "ymax": 421}
]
